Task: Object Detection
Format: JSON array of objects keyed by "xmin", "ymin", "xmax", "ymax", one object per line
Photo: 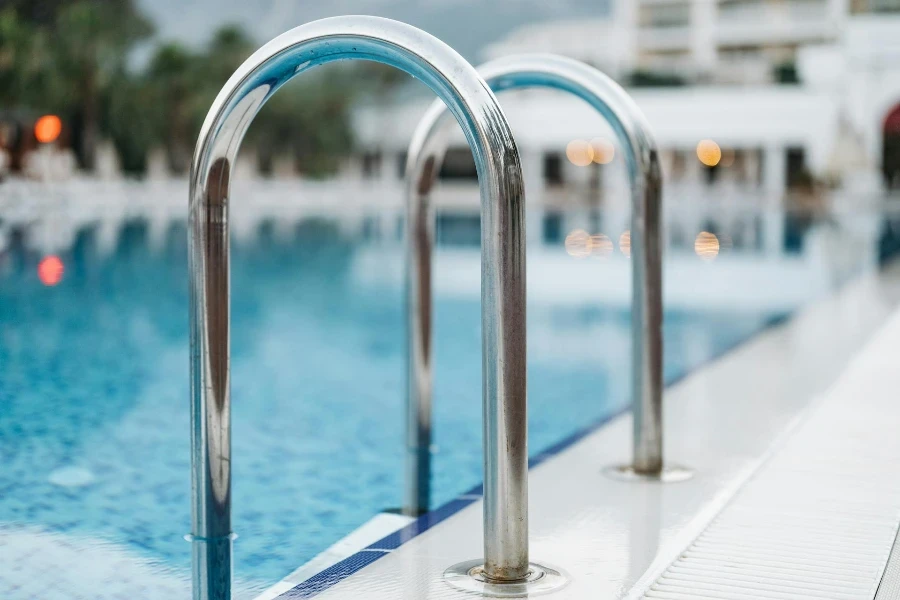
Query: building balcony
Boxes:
[
  {"xmin": 717, "ymin": 1, "xmax": 839, "ymax": 46},
  {"xmin": 637, "ymin": 26, "xmax": 693, "ymax": 52}
]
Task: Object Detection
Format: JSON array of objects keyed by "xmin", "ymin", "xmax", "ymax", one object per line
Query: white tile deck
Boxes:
[
  {"xmin": 272, "ymin": 262, "xmax": 900, "ymax": 599},
  {"xmin": 639, "ymin": 308, "xmax": 900, "ymax": 600}
]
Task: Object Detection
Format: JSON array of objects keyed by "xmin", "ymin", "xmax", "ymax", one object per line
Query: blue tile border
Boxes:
[{"xmin": 275, "ymin": 311, "xmax": 790, "ymax": 599}]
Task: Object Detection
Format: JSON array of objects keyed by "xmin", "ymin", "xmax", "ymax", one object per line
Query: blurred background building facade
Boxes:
[
  {"xmin": 356, "ymin": 0, "xmax": 900, "ymax": 199},
  {"xmin": 2, "ymin": 0, "xmax": 900, "ymax": 304}
]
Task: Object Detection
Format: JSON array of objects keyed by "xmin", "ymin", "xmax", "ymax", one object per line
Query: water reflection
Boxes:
[
  {"xmin": 694, "ymin": 231, "xmax": 720, "ymax": 261},
  {"xmin": 38, "ymin": 255, "xmax": 64, "ymax": 286}
]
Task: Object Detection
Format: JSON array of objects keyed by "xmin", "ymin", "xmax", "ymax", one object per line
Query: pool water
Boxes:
[{"xmin": 0, "ymin": 220, "xmax": 780, "ymax": 597}]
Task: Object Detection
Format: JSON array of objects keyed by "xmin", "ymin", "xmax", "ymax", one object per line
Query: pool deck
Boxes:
[{"xmin": 261, "ymin": 260, "xmax": 900, "ymax": 599}]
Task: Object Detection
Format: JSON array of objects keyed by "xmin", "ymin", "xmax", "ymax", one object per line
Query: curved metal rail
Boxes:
[
  {"xmin": 404, "ymin": 54, "xmax": 672, "ymax": 516},
  {"xmin": 189, "ymin": 16, "xmax": 533, "ymax": 599}
]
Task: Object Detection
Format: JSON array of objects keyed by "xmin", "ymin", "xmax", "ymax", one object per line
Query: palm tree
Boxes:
[
  {"xmin": 52, "ymin": 0, "xmax": 153, "ymax": 170},
  {"xmin": 144, "ymin": 43, "xmax": 196, "ymax": 173}
]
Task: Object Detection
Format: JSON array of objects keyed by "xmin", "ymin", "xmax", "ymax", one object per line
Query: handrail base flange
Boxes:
[
  {"xmin": 603, "ymin": 464, "xmax": 694, "ymax": 483},
  {"xmin": 443, "ymin": 559, "xmax": 568, "ymax": 597}
]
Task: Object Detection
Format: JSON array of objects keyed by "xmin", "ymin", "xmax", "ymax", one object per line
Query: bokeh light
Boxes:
[
  {"xmin": 590, "ymin": 137, "xmax": 615, "ymax": 164},
  {"xmin": 590, "ymin": 234, "xmax": 613, "ymax": 258},
  {"xmin": 619, "ymin": 230, "xmax": 631, "ymax": 257},
  {"xmin": 566, "ymin": 140, "xmax": 594, "ymax": 166},
  {"xmin": 34, "ymin": 115, "xmax": 62, "ymax": 144},
  {"xmin": 38, "ymin": 255, "xmax": 64, "ymax": 286},
  {"xmin": 694, "ymin": 231, "xmax": 720, "ymax": 261},
  {"xmin": 565, "ymin": 229, "xmax": 591, "ymax": 258},
  {"xmin": 696, "ymin": 139, "xmax": 721, "ymax": 167}
]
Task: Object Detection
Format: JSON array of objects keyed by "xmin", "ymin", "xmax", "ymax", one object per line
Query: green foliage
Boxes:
[
  {"xmin": 248, "ymin": 70, "xmax": 355, "ymax": 178},
  {"xmin": 103, "ymin": 69, "xmax": 160, "ymax": 173},
  {"xmin": 0, "ymin": 8, "xmax": 61, "ymax": 109},
  {"xmin": 0, "ymin": 2, "xmax": 401, "ymax": 176},
  {"xmin": 0, "ymin": 1, "xmax": 153, "ymax": 168}
]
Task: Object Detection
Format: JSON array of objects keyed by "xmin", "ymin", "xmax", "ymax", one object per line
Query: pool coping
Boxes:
[
  {"xmin": 265, "ymin": 259, "xmax": 900, "ymax": 599},
  {"xmin": 269, "ymin": 310, "xmax": 790, "ymax": 599}
]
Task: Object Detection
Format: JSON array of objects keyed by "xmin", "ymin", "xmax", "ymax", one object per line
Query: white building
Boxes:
[{"xmin": 353, "ymin": 0, "xmax": 900, "ymax": 202}]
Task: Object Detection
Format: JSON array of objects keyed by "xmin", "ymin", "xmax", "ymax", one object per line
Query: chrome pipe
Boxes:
[
  {"xmin": 404, "ymin": 54, "xmax": 675, "ymax": 496},
  {"xmin": 189, "ymin": 16, "xmax": 532, "ymax": 598}
]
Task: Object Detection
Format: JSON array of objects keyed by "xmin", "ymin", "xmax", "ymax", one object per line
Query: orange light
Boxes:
[
  {"xmin": 696, "ymin": 139, "xmax": 721, "ymax": 167},
  {"xmin": 566, "ymin": 140, "xmax": 594, "ymax": 167},
  {"xmin": 34, "ymin": 115, "xmax": 62, "ymax": 144},
  {"xmin": 694, "ymin": 231, "xmax": 720, "ymax": 261},
  {"xmin": 565, "ymin": 229, "xmax": 591, "ymax": 258},
  {"xmin": 38, "ymin": 255, "xmax": 64, "ymax": 286},
  {"xmin": 619, "ymin": 230, "xmax": 631, "ymax": 257},
  {"xmin": 590, "ymin": 138, "xmax": 615, "ymax": 164},
  {"xmin": 590, "ymin": 234, "xmax": 613, "ymax": 258}
]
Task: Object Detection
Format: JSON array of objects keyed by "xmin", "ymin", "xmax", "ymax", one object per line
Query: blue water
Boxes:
[{"xmin": 0, "ymin": 219, "xmax": 780, "ymax": 595}]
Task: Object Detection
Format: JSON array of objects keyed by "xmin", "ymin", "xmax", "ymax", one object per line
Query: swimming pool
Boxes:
[{"xmin": 0, "ymin": 218, "xmax": 782, "ymax": 598}]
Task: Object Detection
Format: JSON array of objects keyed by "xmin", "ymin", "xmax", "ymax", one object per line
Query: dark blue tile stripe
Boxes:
[
  {"xmin": 278, "ymin": 550, "xmax": 387, "ymax": 599},
  {"xmin": 275, "ymin": 311, "xmax": 790, "ymax": 599},
  {"xmin": 365, "ymin": 498, "xmax": 479, "ymax": 551}
]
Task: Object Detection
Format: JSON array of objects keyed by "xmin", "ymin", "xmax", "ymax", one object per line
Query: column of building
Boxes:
[{"xmin": 762, "ymin": 144, "xmax": 787, "ymax": 255}]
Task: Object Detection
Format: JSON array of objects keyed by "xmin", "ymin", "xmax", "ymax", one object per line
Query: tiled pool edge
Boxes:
[
  {"xmin": 266, "ymin": 259, "xmax": 900, "ymax": 600},
  {"xmin": 632, "ymin": 307, "xmax": 900, "ymax": 600},
  {"xmin": 254, "ymin": 259, "xmax": 900, "ymax": 599},
  {"xmin": 268, "ymin": 311, "xmax": 793, "ymax": 599}
]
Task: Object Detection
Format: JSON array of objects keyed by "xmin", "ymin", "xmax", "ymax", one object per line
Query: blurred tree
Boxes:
[
  {"xmin": 5, "ymin": 0, "xmax": 71, "ymax": 27},
  {"xmin": 134, "ymin": 25, "xmax": 257, "ymax": 174},
  {"xmin": 247, "ymin": 70, "xmax": 355, "ymax": 178},
  {"xmin": 353, "ymin": 61, "xmax": 411, "ymax": 99},
  {"xmin": 52, "ymin": 0, "xmax": 153, "ymax": 169},
  {"xmin": 104, "ymin": 68, "xmax": 160, "ymax": 174},
  {"xmin": 202, "ymin": 24, "xmax": 256, "ymax": 87},
  {"xmin": 0, "ymin": 7, "xmax": 404, "ymax": 178},
  {"xmin": 0, "ymin": 8, "xmax": 59, "ymax": 109},
  {"xmin": 199, "ymin": 25, "xmax": 358, "ymax": 178},
  {"xmin": 145, "ymin": 42, "xmax": 196, "ymax": 173}
]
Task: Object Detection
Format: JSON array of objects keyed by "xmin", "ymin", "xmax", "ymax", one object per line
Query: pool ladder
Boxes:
[
  {"xmin": 188, "ymin": 15, "xmax": 682, "ymax": 600},
  {"xmin": 403, "ymin": 54, "xmax": 693, "ymax": 519}
]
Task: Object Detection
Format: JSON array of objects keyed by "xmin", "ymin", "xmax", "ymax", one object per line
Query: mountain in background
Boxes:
[{"xmin": 137, "ymin": 0, "xmax": 609, "ymax": 63}]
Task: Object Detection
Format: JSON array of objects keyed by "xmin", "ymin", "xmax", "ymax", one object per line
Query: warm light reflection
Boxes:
[
  {"xmin": 565, "ymin": 229, "xmax": 591, "ymax": 258},
  {"xmin": 590, "ymin": 234, "xmax": 613, "ymax": 258},
  {"xmin": 696, "ymin": 139, "xmax": 721, "ymax": 167},
  {"xmin": 619, "ymin": 230, "xmax": 631, "ymax": 257},
  {"xmin": 694, "ymin": 231, "xmax": 720, "ymax": 261},
  {"xmin": 590, "ymin": 137, "xmax": 615, "ymax": 164},
  {"xmin": 566, "ymin": 140, "xmax": 594, "ymax": 166},
  {"xmin": 35, "ymin": 115, "xmax": 62, "ymax": 144},
  {"xmin": 38, "ymin": 255, "xmax": 64, "ymax": 286}
]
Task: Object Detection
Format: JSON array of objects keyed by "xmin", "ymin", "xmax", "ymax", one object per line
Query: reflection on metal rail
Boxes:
[
  {"xmin": 404, "ymin": 55, "xmax": 690, "ymax": 520},
  {"xmin": 188, "ymin": 15, "xmax": 562, "ymax": 599}
]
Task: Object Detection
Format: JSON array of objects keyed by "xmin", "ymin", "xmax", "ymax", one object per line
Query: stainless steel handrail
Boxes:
[
  {"xmin": 188, "ymin": 16, "xmax": 538, "ymax": 599},
  {"xmin": 405, "ymin": 55, "xmax": 686, "ymax": 518}
]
